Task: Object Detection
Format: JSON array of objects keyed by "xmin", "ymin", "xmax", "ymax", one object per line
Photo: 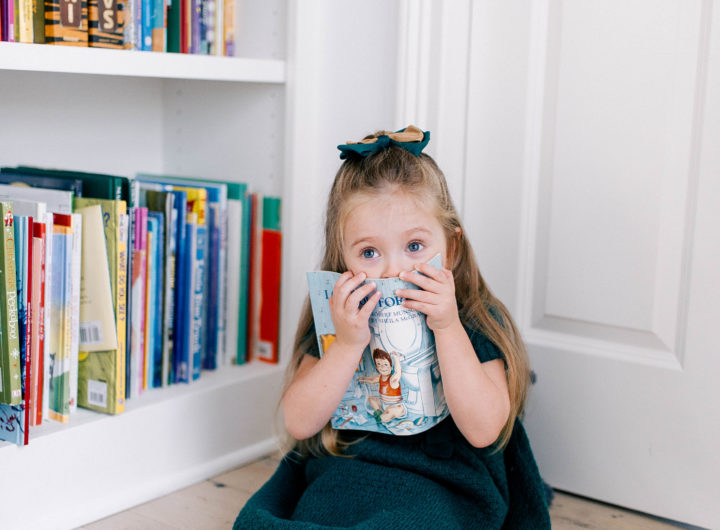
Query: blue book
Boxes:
[
  {"xmin": 142, "ymin": 0, "xmax": 153, "ymax": 50},
  {"xmin": 137, "ymin": 182, "xmax": 187, "ymax": 385},
  {"xmin": 189, "ymin": 221, "xmax": 206, "ymax": 380},
  {"xmin": 135, "ymin": 174, "xmax": 226, "ymax": 370},
  {"xmin": 147, "ymin": 212, "xmax": 165, "ymax": 387},
  {"xmin": 144, "ymin": 192, "xmax": 176, "ymax": 387}
]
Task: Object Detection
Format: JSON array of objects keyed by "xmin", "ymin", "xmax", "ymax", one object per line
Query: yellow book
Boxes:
[{"xmin": 73, "ymin": 197, "xmax": 127, "ymax": 414}]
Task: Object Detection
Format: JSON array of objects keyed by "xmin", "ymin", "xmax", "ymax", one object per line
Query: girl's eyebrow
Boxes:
[{"xmin": 404, "ymin": 227, "xmax": 433, "ymax": 237}]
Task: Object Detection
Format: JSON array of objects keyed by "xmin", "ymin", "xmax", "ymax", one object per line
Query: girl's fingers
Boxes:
[
  {"xmin": 334, "ymin": 271, "xmax": 367, "ymax": 301},
  {"xmin": 346, "ymin": 281, "xmax": 377, "ymax": 311},
  {"xmin": 359, "ymin": 290, "xmax": 381, "ymax": 319},
  {"xmin": 396, "ymin": 288, "xmax": 439, "ymax": 305},
  {"xmin": 401, "ymin": 299, "xmax": 431, "ymax": 314}
]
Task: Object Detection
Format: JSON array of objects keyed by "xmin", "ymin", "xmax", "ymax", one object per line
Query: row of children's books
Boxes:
[
  {"xmin": 0, "ymin": 0, "xmax": 235, "ymax": 54},
  {"xmin": 0, "ymin": 166, "xmax": 282, "ymax": 446}
]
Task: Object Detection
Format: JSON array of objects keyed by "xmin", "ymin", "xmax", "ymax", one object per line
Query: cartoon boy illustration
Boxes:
[{"xmin": 359, "ymin": 348, "xmax": 406, "ymax": 423}]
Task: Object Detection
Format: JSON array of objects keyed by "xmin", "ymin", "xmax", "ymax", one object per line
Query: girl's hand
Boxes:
[
  {"xmin": 397, "ymin": 264, "xmax": 460, "ymax": 332},
  {"xmin": 329, "ymin": 271, "xmax": 380, "ymax": 353}
]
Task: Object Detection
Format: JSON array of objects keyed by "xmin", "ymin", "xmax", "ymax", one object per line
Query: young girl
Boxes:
[{"xmin": 235, "ymin": 126, "xmax": 550, "ymax": 529}]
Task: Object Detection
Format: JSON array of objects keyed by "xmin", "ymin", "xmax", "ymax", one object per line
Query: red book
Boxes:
[
  {"xmin": 257, "ymin": 197, "xmax": 281, "ymax": 364},
  {"xmin": 31, "ymin": 221, "xmax": 46, "ymax": 426}
]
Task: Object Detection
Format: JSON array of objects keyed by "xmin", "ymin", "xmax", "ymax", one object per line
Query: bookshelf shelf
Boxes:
[
  {"xmin": 0, "ymin": 362, "xmax": 285, "ymax": 530},
  {"xmin": 0, "ymin": 42, "xmax": 286, "ymax": 83}
]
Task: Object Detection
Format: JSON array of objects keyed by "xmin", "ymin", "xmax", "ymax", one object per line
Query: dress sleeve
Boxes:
[{"xmin": 464, "ymin": 324, "xmax": 505, "ymax": 364}]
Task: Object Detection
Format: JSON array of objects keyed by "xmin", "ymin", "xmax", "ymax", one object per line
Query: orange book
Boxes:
[
  {"xmin": 45, "ymin": 0, "xmax": 88, "ymax": 46},
  {"xmin": 88, "ymin": 0, "xmax": 125, "ymax": 48}
]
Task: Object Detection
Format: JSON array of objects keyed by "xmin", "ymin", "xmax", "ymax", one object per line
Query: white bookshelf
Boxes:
[
  {"xmin": 0, "ymin": 42, "xmax": 286, "ymax": 83},
  {"xmin": 0, "ymin": 1, "xmax": 289, "ymax": 528}
]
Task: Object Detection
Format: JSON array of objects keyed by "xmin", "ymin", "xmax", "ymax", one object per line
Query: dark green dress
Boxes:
[{"xmin": 234, "ymin": 329, "xmax": 551, "ymax": 529}]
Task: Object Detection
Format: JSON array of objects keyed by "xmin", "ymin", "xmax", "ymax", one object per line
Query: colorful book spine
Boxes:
[
  {"xmin": 257, "ymin": 197, "xmax": 281, "ymax": 363},
  {"xmin": 12, "ymin": 216, "xmax": 30, "ymax": 408},
  {"xmin": 18, "ymin": 0, "xmax": 34, "ymax": 42},
  {"xmin": 223, "ymin": 0, "xmax": 232, "ymax": 56},
  {"xmin": 145, "ymin": 214, "xmax": 162, "ymax": 387},
  {"xmin": 48, "ymin": 213, "xmax": 72, "ymax": 423},
  {"xmin": 0, "ymin": 203, "xmax": 21, "ymax": 405},
  {"xmin": 88, "ymin": 0, "xmax": 125, "ymax": 48},
  {"xmin": 246, "ymin": 193, "xmax": 258, "ymax": 362},
  {"xmin": 45, "ymin": 0, "xmax": 89, "ymax": 46},
  {"xmin": 32, "ymin": 0, "xmax": 45, "ymax": 42},
  {"xmin": 73, "ymin": 198, "xmax": 127, "ymax": 415},
  {"xmin": 69, "ymin": 213, "xmax": 82, "ymax": 414},
  {"xmin": 150, "ymin": 0, "xmax": 164, "ymax": 51},
  {"xmin": 30, "ymin": 221, "xmax": 46, "ymax": 426},
  {"xmin": 224, "ymin": 188, "xmax": 241, "ymax": 365},
  {"xmin": 130, "ymin": 207, "xmax": 147, "ymax": 397},
  {"xmin": 166, "ymin": 0, "xmax": 179, "ymax": 52}
]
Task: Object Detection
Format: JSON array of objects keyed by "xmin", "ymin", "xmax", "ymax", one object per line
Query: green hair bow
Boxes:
[{"xmin": 337, "ymin": 125, "xmax": 430, "ymax": 160}]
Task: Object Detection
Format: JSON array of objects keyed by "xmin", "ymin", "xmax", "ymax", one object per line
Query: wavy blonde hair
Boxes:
[{"xmin": 283, "ymin": 137, "xmax": 531, "ymax": 457}]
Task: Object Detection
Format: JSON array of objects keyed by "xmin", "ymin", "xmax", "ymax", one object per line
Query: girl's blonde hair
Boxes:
[{"xmin": 283, "ymin": 135, "xmax": 531, "ymax": 457}]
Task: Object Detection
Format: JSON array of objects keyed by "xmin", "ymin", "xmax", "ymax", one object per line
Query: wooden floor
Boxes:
[{"xmin": 81, "ymin": 455, "xmax": 685, "ymax": 529}]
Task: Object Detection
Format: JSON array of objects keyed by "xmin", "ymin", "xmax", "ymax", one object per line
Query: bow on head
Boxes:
[{"xmin": 337, "ymin": 125, "xmax": 430, "ymax": 160}]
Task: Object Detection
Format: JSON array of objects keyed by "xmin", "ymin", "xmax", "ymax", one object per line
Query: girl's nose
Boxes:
[{"xmin": 382, "ymin": 257, "xmax": 403, "ymax": 278}]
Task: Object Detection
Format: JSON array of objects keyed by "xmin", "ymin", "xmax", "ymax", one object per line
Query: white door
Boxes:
[{"xmin": 400, "ymin": 1, "xmax": 720, "ymax": 528}]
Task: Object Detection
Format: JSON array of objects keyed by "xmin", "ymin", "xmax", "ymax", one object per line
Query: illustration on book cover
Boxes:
[{"xmin": 307, "ymin": 255, "xmax": 448, "ymax": 436}]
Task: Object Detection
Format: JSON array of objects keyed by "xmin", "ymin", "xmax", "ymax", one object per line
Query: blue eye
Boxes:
[
  {"xmin": 362, "ymin": 248, "xmax": 378, "ymax": 259},
  {"xmin": 408, "ymin": 241, "xmax": 423, "ymax": 252}
]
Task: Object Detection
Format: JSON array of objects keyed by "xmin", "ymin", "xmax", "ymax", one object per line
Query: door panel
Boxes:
[{"xmin": 462, "ymin": 1, "xmax": 719, "ymax": 527}]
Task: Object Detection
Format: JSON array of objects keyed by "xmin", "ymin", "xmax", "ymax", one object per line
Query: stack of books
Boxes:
[
  {"xmin": 0, "ymin": 0, "xmax": 236, "ymax": 54},
  {"xmin": 0, "ymin": 166, "xmax": 282, "ymax": 446}
]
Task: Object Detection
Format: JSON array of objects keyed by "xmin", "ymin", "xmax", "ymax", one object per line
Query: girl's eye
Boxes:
[
  {"xmin": 361, "ymin": 248, "xmax": 378, "ymax": 259},
  {"xmin": 408, "ymin": 241, "xmax": 424, "ymax": 252}
]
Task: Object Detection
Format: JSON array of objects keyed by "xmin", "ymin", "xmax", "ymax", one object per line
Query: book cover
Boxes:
[
  {"xmin": 88, "ymin": 0, "xmax": 125, "ymax": 48},
  {"xmin": 75, "ymin": 205, "xmax": 118, "ymax": 353},
  {"xmin": 11, "ymin": 166, "xmax": 128, "ymax": 204},
  {"xmin": 45, "ymin": 0, "xmax": 89, "ymax": 46},
  {"xmin": 47, "ymin": 213, "xmax": 72, "ymax": 423},
  {"xmin": 73, "ymin": 197, "xmax": 127, "ymax": 415},
  {"xmin": 140, "ymin": 0, "xmax": 150, "ymax": 49},
  {"xmin": 306, "ymin": 254, "xmax": 448, "ymax": 436},
  {"xmin": 0, "ymin": 203, "xmax": 21, "ymax": 406},
  {"xmin": 256, "ymin": 197, "xmax": 281, "ymax": 364}
]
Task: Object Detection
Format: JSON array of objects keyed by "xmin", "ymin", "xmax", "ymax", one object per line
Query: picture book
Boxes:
[
  {"xmin": 75, "ymin": 205, "xmax": 118, "ymax": 353},
  {"xmin": 0, "ymin": 202, "xmax": 22, "ymax": 406},
  {"xmin": 130, "ymin": 207, "xmax": 147, "ymax": 397},
  {"xmin": 47, "ymin": 213, "xmax": 73, "ymax": 423},
  {"xmin": 73, "ymin": 197, "xmax": 127, "ymax": 415},
  {"xmin": 88, "ymin": 0, "xmax": 125, "ymax": 48},
  {"xmin": 0, "ymin": 184, "xmax": 73, "ymax": 215},
  {"xmin": 144, "ymin": 191, "xmax": 175, "ymax": 387},
  {"xmin": 44, "ymin": 0, "xmax": 89, "ymax": 46},
  {"xmin": 306, "ymin": 255, "xmax": 449, "ymax": 436},
  {"xmin": 146, "ymin": 213, "xmax": 163, "ymax": 387},
  {"xmin": 224, "ymin": 182, "xmax": 249, "ymax": 366},
  {"xmin": 257, "ymin": 197, "xmax": 281, "ymax": 364},
  {"xmin": 69, "ymin": 213, "xmax": 82, "ymax": 414},
  {"xmin": 8, "ymin": 199, "xmax": 52, "ymax": 425}
]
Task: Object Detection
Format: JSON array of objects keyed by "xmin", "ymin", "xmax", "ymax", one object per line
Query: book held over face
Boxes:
[{"xmin": 306, "ymin": 254, "xmax": 448, "ymax": 436}]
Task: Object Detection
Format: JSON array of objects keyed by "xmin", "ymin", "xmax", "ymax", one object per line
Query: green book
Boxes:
[{"xmin": 0, "ymin": 202, "xmax": 23, "ymax": 405}]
